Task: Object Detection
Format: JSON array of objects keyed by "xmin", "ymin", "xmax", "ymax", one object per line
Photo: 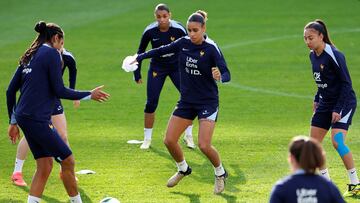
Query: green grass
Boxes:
[{"xmin": 1, "ymin": 0, "xmax": 360, "ymax": 202}]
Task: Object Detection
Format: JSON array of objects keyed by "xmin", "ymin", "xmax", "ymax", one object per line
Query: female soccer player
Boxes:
[
  {"xmin": 134, "ymin": 3, "xmax": 195, "ymax": 149},
  {"xmin": 304, "ymin": 19, "xmax": 359, "ymax": 197},
  {"xmin": 9, "ymin": 46, "xmax": 80, "ymax": 187},
  {"xmin": 6, "ymin": 21, "xmax": 109, "ymax": 203},
  {"xmin": 270, "ymin": 136, "xmax": 344, "ymax": 202},
  {"xmin": 134, "ymin": 10, "xmax": 230, "ymax": 194}
]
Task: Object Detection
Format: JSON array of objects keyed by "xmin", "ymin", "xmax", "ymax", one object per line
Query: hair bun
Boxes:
[
  {"xmin": 34, "ymin": 21, "xmax": 47, "ymax": 33},
  {"xmin": 196, "ymin": 10, "xmax": 208, "ymax": 22}
]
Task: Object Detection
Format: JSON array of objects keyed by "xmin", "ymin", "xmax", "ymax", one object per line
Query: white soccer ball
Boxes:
[
  {"xmin": 122, "ymin": 55, "xmax": 138, "ymax": 72},
  {"xmin": 100, "ymin": 197, "xmax": 120, "ymax": 203}
]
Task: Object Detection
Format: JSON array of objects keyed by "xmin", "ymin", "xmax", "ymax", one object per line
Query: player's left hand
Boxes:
[
  {"xmin": 212, "ymin": 67, "xmax": 221, "ymax": 81},
  {"xmin": 73, "ymin": 100, "xmax": 80, "ymax": 108},
  {"xmin": 130, "ymin": 54, "xmax": 138, "ymax": 65},
  {"xmin": 331, "ymin": 112, "xmax": 341, "ymax": 123},
  {"xmin": 8, "ymin": 124, "xmax": 20, "ymax": 144}
]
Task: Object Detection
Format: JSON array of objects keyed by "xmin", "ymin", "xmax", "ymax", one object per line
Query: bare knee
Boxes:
[
  {"xmin": 198, "ymin": 142, "xmax": 211, "ymax": 152},
  {"xmin": 37, "ymin": 158, "xmax": 53, "ymax": 177},
  {"xmin": 164, "ymin": 137, "xmax": 175, "ymax": 147},
  {"xmin": 61, "ymin": 156, "xmax": 75, "ymax": 170},
  {"xmin": 331, "ymin": 140, "xmax": 338, "ymax": 149}
]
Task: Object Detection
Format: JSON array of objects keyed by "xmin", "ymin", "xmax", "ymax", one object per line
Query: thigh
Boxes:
[
  {"xmin": 198, "ymin": 119, "xmax": 216, "ymax": 146},
  {"xmin": 51, "ymin": 113, "xmax": 68, "ymax": 140},
  {"xmin": 168, "ymin": 69, "xmax": 181, "ymax": 92},
  {"xmin": 165, "ymin": 115, "xmax": 193, "ymax": 142},
  {"xmin": 310, "ymin": 126, "xmax": 328, "ymax": 143},
  {"xmin": 16, "ymin": 117, "xmax": 72, "ymax": 162},
  {"xmin": 311, "ymin": 111, "xmax": 331, "ymax": 142}
]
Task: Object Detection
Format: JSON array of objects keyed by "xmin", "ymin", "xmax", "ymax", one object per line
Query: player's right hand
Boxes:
[
  {"xmin": 91, "ymin": 85, "xmax": 110, "ymax": 102},
  {"xmin": 8, "ymin": 124, "xmax": 20, "ymax": 144},
  {"xmin": 136, "ymin": 79, "xmax": 143, "ymax": 84},
  {"xmin": 313, "ymin": 102, "xmax": 319, "ymax": 112}
]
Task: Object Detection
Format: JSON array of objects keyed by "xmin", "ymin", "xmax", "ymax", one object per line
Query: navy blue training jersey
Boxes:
[
  {"xmin": 310, "ymin": 44, "xmax": 357, "ymax": 113},
  {"xmin": 133, "ymin": 20, "xmax": 187, "ymax": 81},
  {"xmin": 62, "ymin": 48, "xmax": 77, "ymax": 89},
  {"xmin": 6, "ymin": 44, "xmax": 90, "ymax": 122},
  {"xmin": 270, "ymin": 173, "xmax": 344, "ymax": 203},
  {"xmin": 137, "ymin": 36, "xmax": 230, "ymax": 105}
]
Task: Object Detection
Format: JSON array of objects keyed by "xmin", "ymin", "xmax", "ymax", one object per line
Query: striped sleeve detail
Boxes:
[
  {"xmin": 143, "ymin": 22, "xmax": 158, "ymax": 34},
  {"xmin": 324, "ymin": 44, "xmax": 339, "ymax": 67}
]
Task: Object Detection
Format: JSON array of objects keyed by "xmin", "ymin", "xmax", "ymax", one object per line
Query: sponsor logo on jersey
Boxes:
[
  {"xmin": 313, "ymin": 72, "xmax": 321, "ymax": 82},
  {"xmin": 153, "ymin": 71, "xmax": 157, "ymax": 78},
  {"xmin": 182, "ymin": 48, "xmax": 189, "ymax": 51},
  {"xmin": 317, "ymin": 83, "xmax": 328, "ymax": 89},
  {"xmin": 170, "ymin": 36, "xmax": 175, "ymax": 41},
  {"xmin": 152, "ymin": 38, "xmax": 160, "ymax": 41},
  {"xmin": 296, "ymin": 188, "xmax": 317, "ymax": 203},
  {"xmin": 22, "ymin": 68, "xmax": 32, "ymax": 74},
  {"xmin": 49, "ymin": 124, "xmax": 54, "ymax": 129},
  {"xmin": 320, "ymin": 64, "xmax": 324, "ymax": 71},
  {"xmin": 185, "ymin": 56, "xmax": 201, "ymax": 75},
  {"xmin": 200, "ymin": 50, "xmax": 205, "ymax": 57}
]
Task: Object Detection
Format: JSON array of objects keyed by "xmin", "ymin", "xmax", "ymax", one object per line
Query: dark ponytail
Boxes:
[
  {"xmin": 20, "ymin": 21, "xmax": 64, "ymax": 66},
  {"xmin": 289, "ymin": 136, "xmax": 325, "ymax": 174},
  {"xmin": 304, "ymin": 19, "xmax": 334, "ymax": 46},
  {"xmin": 188, "ymin": 10, "xmax": 208, "ymax": 26}
]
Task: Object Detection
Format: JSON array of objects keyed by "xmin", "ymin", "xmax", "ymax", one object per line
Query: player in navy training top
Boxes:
[
  {"xmin": 8, "ymin": 45, "xmax": 82, "ymax": 187},
  {"xmin": 304, "ymin": 19, "xmax": 360, "ymax": 197},
  {"xmin": 6, "ymin": 21, "xmax": 109, "ymax": 203},
  {"xmin": 270, "ymin": 136, "xmax": 344, "ymax": 203},
  {"xmin": 135, "ymin": 10, "xmax": 230, "ymax": 194},
  {"xmin": 133, "ymin": 3, "xmax": 194, "ymax": 149}
]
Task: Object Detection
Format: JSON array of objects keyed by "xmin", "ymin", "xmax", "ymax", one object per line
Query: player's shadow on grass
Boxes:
[
  {"xmin": 191, "ymin": 149, "xmax": 247, "ymax": 193},
  {"xmin": 349, "ymin": 195, "xmax": 360, "ymax": 200},
  {"xmin": 19, "ymin": 186, "xmax": 62, "ymax": 203},
  {"xmin": 151, "ymin": 146, "xmax": 246, "ymax": 198},
  {"xmin": 18, "ymin": 185, "xmax": 92, "ymax": 203},
  {"xmin": 0, "ymin": 199, "xmax": 23, "ymax": 203},
  {"xmin": 78, "ymin": 187, "xmax": 93, "ymax": 203},
  {"xmin": 170, "ymin": 191, "xmax": 201, "ymax": 203},
  {"xmin": 218, "ymin": 193, "xmax": 238, "ymax": 203}
]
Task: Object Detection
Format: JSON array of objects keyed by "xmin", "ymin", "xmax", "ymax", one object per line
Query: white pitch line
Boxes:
[
  {"xmin": 227, "ymin": 83, "xmax": 313, "ymax": 99},
  {"xmin": 222, "ymin": 28, "xmax": 360, "ymax": 99},
  {"xmin": 222, "ymin": 28, "xmax": 360, "ymax": 50}
]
